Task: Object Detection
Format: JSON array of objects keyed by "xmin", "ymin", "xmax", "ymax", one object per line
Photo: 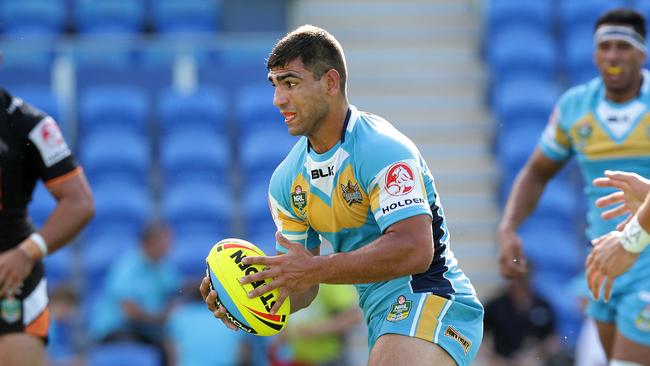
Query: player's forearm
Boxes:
[
  {"xmin": 638, "ymin": 192, "xmax": 650, "ymax": 232},
  {"xmin": 314, "ymin": 226, "xmax": 433, "ymax": 284},
  {"xmin": 40, "ymin": 193, "xmax": 94, "ymax": 252},
  {"xmin": 289, "ymin": 284, "xmax": 318, "ymax": 313},
  {"xmin": 499, "ymin": 166, "xmax": 548, "ymax": 232}
]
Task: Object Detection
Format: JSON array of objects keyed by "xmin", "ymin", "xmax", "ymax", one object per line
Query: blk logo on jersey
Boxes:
[
  {"xmin": 385, "ymin": 162, "xmax": 415, "ymax": 196},
  {"xmin": 311, "ymin": 166, "xmax": 334, "ymax": 180}
]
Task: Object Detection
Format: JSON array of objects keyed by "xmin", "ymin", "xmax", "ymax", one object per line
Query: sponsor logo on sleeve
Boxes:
[
  {"xmin": 28, "ymin": 117, "xmax": 71, "ymax": 167},
  {"xmin": 385, "ymin": 162, "xmax": 415, "ymax": 196},
  {"xmin": 444, "ymin": 326, "xmax": 472, "ymax": 354}
]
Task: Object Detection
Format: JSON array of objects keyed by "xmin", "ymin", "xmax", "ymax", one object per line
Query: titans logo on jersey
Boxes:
[
  {"xmin": 539, "ymin": 69, "xmax": 650, "ymax": 239},
  {"xmin": 268, "ymin": 105, "xmax": 477, "ymax": 307}
]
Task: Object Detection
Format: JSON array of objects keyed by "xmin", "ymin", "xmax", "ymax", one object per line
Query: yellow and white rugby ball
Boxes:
[{"xmin": 206, "ymin": 238, "xmax": 290, "ymax": 336}]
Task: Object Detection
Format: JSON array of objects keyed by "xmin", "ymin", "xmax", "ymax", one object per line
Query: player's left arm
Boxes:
[{"xmin": 586, "ymin": 190, "xmax": 650, "ymax": 301}]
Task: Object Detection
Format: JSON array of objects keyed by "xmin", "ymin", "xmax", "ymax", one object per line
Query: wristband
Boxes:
[
  {"xmin": 29, "ymin": 233, "xmax": 48, "ymax": 257},
  {"xmin": 620, "ymin": 215, "xmax": 650, "ymax": 253}
]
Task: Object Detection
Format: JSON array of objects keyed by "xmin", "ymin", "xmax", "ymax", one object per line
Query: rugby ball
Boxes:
[{"xmin": 205, "ymin": 238, "xmax": 290, "ymax": 336}]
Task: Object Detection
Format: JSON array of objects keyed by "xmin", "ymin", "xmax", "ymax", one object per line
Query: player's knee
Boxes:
[{"xmin": 609, "ymin": 359, "xmax": 644, "ymax": 366}]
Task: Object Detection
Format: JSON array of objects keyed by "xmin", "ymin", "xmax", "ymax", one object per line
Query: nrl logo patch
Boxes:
[
  {"xmin": 386, "ymin": 295, "xmax": 411, "ymax": 322},
  {"xmin": 635, "ymin": 304, "xmax": 650, "ymax": 332},
  {"xmin": 444, "ymin": 326, "xmax": 472, "ymax": 354},
  {"xmin": 1, "ymin": 297, "xmax": 21, "ymax": 324},
  {"xmin": 291, "ymin": 185, "xmax": 307, "ymax": 213},
  {"xmin": 340, "ymin": 180, "xmax": 363, "ymax": 206}
]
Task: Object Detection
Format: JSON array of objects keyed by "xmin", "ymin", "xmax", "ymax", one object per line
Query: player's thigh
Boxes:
[
  {"xmin": 369, "ymin": 333, "xmax": 455, "ymax": 366},
  {"xmin": 595, "ymin": 320, "xmax": 616, "ymax": 358},
  {"xmin": 0, "ymin": 333, "xmax": 45, "ymax": 366},
  {"xmin": 611, "ymin": 329, "xmax": 650, "ymax": 365}
]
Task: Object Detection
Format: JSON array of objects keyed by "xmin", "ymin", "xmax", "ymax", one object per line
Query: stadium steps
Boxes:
[{"xmin": 292, "ymin": 0, "xmax": 501, "ymax": 299}]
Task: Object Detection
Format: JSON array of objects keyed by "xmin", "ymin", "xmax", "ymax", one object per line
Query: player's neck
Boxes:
[
  {"xmin": 606, "ymin": 73, "xmax": 643, "ymax": 103},
  {"xmin": 308, "ymin": 102, "xmax": 349, "ymax": 154}
]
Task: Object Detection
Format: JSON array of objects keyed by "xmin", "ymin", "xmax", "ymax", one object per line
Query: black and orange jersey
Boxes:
[{"xmin": 0, "ymin": 88, "xmax": 80, "ymax": 251}]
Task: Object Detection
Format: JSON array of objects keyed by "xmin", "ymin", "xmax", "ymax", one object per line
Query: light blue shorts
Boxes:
[
  {"xmin": 586, "ymin": 257, "xmax": 650, "ymax": 346},
  {"xmin": 364, "ymin": 285, "xmax": 484, "ymax": 366}
]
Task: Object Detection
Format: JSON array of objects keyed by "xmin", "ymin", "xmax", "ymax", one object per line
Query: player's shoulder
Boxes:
[
  {"xmin": 556, "ymin": 77, "xmax": 602, "ymax": 125},
  {"xmin": 269, "ymin": 137, "xmax": 308, "ymax": 194},
  {"xmin": 1, "ymin": 88, "xmax": 49, "ymax": 135},
  {"xmin": 349, "ymin": 108, "xmax": 417, "ymax": 156}
]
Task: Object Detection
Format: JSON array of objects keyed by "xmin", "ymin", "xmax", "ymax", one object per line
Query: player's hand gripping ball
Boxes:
[{"xmin": 206, "ymin": 238, "xmax": 290, "ymax": 336}]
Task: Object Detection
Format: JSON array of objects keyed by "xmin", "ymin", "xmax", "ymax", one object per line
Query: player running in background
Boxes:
[
  {"xmin": 587, "ymin": 170, "xmax": 650, "ymax": 301},
  {"xmin": 0, "ymin": 87, "xmax": 94, "ymax": 365},
  {"xmin": 201, "ymin": 25, "xmax": 483, "ymax": 366},
  {"xmin": 498, "ymin": 9, "xmax": 650, "ymax": 364}
]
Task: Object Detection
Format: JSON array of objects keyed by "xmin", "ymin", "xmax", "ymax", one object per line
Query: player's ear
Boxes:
[{"xmin": 324, "ymin": 69, "xmax": 341, "ymax": 96}]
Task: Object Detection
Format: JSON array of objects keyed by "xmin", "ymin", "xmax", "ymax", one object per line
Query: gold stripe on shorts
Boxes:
[{"xmin": 415, "ymin": 294, "xmax": 447, "ymax": 340}]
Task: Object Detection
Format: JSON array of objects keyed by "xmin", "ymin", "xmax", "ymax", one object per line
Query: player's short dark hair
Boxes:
[
  {"xmin": 141, "ymin": 220, "xmax": 169, "ymax": 244},
  {"xmin": 267, "ymin": 25, "xmax": 347, "ymax": 95},
  {"xmin": 595, "ymin": 8, "xmax": 646, "ymax": 39}
]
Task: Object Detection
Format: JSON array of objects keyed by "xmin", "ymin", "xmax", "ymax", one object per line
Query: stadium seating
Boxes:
[
  {"xmin": 488, "ymin": 27, "xmax": 558, "ymax": 83},
  {"xmin": 492, "ymin": 78, "xmax": 559, "ymax": 127},
  {"xmin": 87, "ymin": 181, "xmax": 153, "ymax": 238},
  {"xmin": 234, "ymin": 83, "xmax": 281, "ymax": 132},
  {"xmin": 75, "ymin": 0, "xmax": 145, "ymax": 36},
  {"xmin": 487, "ymin": 0, "xmax": 553, "ymax": 37},
  {"xmin": 161, "ymin": 181, "xmax": 232, "ymax": 238},
  {"xmin": 44, "ymin": 244, "xmax": 75, "ymax": 290},
  {"xmin": 70, "ymin": 35, "xmax": 137, "ymax": 70},
  {"xmin": 240, "ymin": 130, "xmax": 296, "ymax": 185},
  {"xmin": 157, "ymin": 86, "xmax": 228, "ymax": 137},
  {"xmin": 151, "ymin": 0, "xmax": 221, "ymax": 35},
  {"xmin": 563, "ymin": 27, "xmax": 599, "ymax": 86},
  {"xmin": 28, "ymin": 182, "xmax": 56, "ymax": 228},
  {"xmin": 80, "ymin": 234, "xmax": 139, "ymax": 287},
  {"xmin": 169, "ymin": 231, "xmax": 219, "ymax": 281},
  {"xmin": 0, "ymin": 0, "xmax": 66, "ymax": 37},
  {"xmin": 79, "ymin": 131, "xmax": 151, "ymax": 186},
  {"xmin": 558, "ymin": 0, "xmax": 626, "ymax": 36},
  {"xmin": 78, "ymin": 85, "xmax": 149, "ymax": 137},
  {"xmin": 9, "ymin": 84, "xmax": 62, "ymax": 125},
  {"xmin": 87, "ymin": 342, "xmax": 161, "ymax": 366},
  {"xmin": 159, "ymin": 130, "xmax": 231, "ymax": 186}
]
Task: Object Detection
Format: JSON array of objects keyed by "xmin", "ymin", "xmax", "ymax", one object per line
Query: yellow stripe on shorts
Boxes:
[{"xmin": 415, "ymin": 294, "xmax": 447, "ymax": 340}]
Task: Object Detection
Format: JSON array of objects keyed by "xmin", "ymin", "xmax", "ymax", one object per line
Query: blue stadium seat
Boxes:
[
  {"xmin": 159, "ymin": 130, "xmax": 230, "ymax": 186},
  {"xmin": 44, "ymin": 244, "xmax": 75, "ymax": 289},
  {"xmin": 161, "ymin": 182, "xmax": 232, "ymax": 238},
  {"xmin": 81, "ymin": 234, "xmax": 139, "ymax": 286},
  {"xmin": 488, "ymin": 27, "xmax": 558, "ymax": 82},
  {"xmin": 495, "ymin": 123, "xmax": 544, "ymax": 174},
  {"xmin": 70, "ymin": 35, "xmax": 137, "ymax": 70},
  {"xmin": 559, "ymin": 0, "xmax": 626, "ymax": 35},
  {"xmin": 76, "ymin": 0, "xmax": 145, "ymax": 36},
  {"xmin": 87, "ymin": 342, "xmax": 161, "ymax": 366},
  {"xmin": 519, "ymin": 218, "xmax": 583, "ymax": 275},
  {"xmin": 0, "ymin": 40, "xmax": 55, "ymax": 71},
  {"xmin": 0, "ymin": 0, "xmax": 66, "ymax": 37},
  {"xmin": 242, "ymin": 182, "xmax": 276, "ymax": 254},
  {"xmin": 240, "ymin": 130, "xmax": 297, "ymax": 184},
  {"xmin": 493, "ymin": 79, "xmax": 560, "ymax": 127},
  {"xmin": 487, "ymin": 0, "xmax": 553, "ymax": 37},
  {"xmin": 79, "ymin": 132, "xmax": 151, "ymax": 186},
  {"xmin": 170, "ymin": 231, "xmax": 219, "ymax": 281},
  {"xmin": 158, "ymin": 86, "xmax": 228, "ymax": 137},
  {"xmin": 235, "ymin": 83, "xmax": 282, "ymax": 134},
  {"xmin": 79, "ymin": 85, "xmax": 149, "ymax": 137},
  {"xmin": 564, "ymin": 27, "xmax": 599, "ymax": 86},
  {"xmin": 28, "ymin": 182, "xmax": 56, "ymax": 228},
  {"xmin": 87, "ymin": 182, "xmax": 152, "ymax": 238},
  {"xmin": 151, "ymin": 0, "xmax": 221, "ymax": 35}
]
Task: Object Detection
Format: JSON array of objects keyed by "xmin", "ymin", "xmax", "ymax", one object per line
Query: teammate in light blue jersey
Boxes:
[
  {"xmin": 498, "ymin": 9, "xmax": 650, "ymax": 364},
  {"xmin": 200, "ymin": 25, "xmax": 483, "ymax": 365}
]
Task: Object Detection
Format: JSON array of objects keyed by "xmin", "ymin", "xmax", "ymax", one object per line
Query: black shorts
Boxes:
[{"xmin": 0, "ymin": 261, "xmax": 49, "ymax": 342}]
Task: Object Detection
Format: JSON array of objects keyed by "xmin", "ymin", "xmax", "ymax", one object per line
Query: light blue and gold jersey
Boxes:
[
  {"xmin": 539, "ymin": 70, "xmax": 650, "ymax": 240},
  {"xmin": 268, "ymin": 106, "xmax": 483, "ymax": 364},
  {"xmin": 268, "ymin": 105, "xmax": 476, "ymax": 304}
]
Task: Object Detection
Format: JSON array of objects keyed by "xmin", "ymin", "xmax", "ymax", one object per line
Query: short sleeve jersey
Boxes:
[
  {"xmin": 538, "ymin": 70, "xmax": 650, "ymax": 239},
  {"xmin": 0, "ymin": 88, "xmax": 79, "ymax": 250},
  {"xmin": 268, "ymin": 106, "xmax": 476, "ymax": 307}
]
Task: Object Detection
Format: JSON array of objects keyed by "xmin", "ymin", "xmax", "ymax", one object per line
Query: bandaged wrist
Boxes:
[
  {"xmin": 29, "ymin": 233, "xmax": 48, "ymax": 257},
  {"xmin": 620, "ymin": 215, "xmax": 650, "ymax": 253}
]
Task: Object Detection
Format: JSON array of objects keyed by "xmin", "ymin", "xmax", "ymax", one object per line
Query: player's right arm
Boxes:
[{"xmin": 497, "ymin": 148, "xmax": 565, "ymax": 278}]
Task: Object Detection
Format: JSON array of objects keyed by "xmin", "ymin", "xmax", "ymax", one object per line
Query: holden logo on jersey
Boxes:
[
  {"xmin": 291, "ymin": 185, "xmax": 307, "ymax": 214},
  {"xmin": 40, "ymin": 118, "xmax": 65, "ymax": 147},
  {"xmin": 385, "ymin": 162, "xmax": 415, "ymax": 196},
  {"xmin": 340, "ymin": 180, "xmax": 363, "ymax": 206}
]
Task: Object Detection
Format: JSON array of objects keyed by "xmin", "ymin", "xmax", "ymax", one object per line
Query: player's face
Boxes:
[
  {"xmin": 594, "ymin": 39, "xmax": 646, "ymax": 95},
  {"xmin": 268, "ymin": 58, "xmax": 330, "ymax": 137}
]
